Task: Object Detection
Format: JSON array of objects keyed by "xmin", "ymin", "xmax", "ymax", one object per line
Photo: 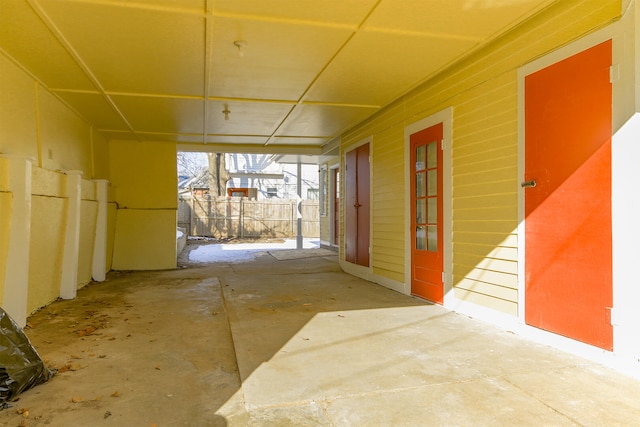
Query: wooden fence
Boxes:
[{"xmin": 178, "ymin": 195, "xmax": 319, "ymax": 238}]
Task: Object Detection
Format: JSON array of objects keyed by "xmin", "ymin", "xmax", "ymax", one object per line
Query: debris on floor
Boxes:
[{"xmin": 0, "ymin": 308, "xmax": 53, "ymax": 410}]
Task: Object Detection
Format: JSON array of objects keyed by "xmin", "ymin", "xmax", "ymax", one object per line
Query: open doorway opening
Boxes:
[{"xmin": 176, "ymin": 152, "xmax": 322, "ymax": 260}]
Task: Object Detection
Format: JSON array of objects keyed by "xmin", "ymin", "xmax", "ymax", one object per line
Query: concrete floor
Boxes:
[{"xmin": 2, "ymin": 241, "xmax": 640, "ymax": 426}]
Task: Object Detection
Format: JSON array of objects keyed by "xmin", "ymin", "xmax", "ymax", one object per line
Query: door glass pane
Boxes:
[
  {"xmin": 427, "ymin": 170, "xmax": 437, "ymax": 196},
  {"xmin": 427, "ymin": 226, "xmax": 438, "ymax": 251},
  {"xmin": 416, "ymin": 145, "xmax": 426, "ymax": 171},
  {"xmin": 427, "ymin": 142, "xmax": 437, "ymax": 168},
  {"xmin": 427, "ymin": 197, "xmax": 437, "ymax": 224},
  {"xmin": 416, "ymin": 172, "xmax": 425, "ymax": 197},
  {"xmin": 416, "ymin": 199, "xmax": 426, "ymax": 224},
  {"xmin": 416, "ymin": 226, "xmax": 426, "ymax": 250}
]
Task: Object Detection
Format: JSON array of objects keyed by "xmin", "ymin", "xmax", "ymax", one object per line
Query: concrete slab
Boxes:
[
  {"xmin": 2, "ymin": 240, "xmax": 640, "ymax": 426},
  {"xmin": 324, "ymin": 377, "xmax": 578, "ymax": 426}
]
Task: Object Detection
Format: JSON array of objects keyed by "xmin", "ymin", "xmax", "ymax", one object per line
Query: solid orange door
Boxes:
[
  {"xmin": 524, "ymin": 40, "xmax": 613, "ymax": 350},
  {"xmin": 345, "ymin": 144, "xmax": 370, "ymax": 267},
  {"xmin": 410, "ymin": 123, "xmax": 443, "ymax": 303}
]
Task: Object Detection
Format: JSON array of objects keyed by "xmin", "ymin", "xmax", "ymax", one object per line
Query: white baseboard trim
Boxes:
[
  {"xmin": 445, "ymin": 294, "xmax": 640, "ymax": 380},
  {"xmin": 339, "ymin": 260, "xmax": 408, "ymax": 294}
]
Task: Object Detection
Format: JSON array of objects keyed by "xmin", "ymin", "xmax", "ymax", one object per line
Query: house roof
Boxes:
[{"xmin": 1, "ymin": 0, "xmax": 554, "ymax": 155}]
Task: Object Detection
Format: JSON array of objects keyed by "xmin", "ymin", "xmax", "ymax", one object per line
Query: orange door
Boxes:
[
  {"xmin": 345, "ymin": 144, "xmax": 370, "ymax": 266},
  {"xmin": 524, "ymin": 40, "xmax": 612, "ymax": 350},
  {"xmin": 410, "ymin": 124, "xmax": 443, "ymax": 303}
]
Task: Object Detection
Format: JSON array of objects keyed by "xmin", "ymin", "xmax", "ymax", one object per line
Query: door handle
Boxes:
[
  {"xmin": 521, "ymin": 180, "xmax": 537, "ymax": 188},
  {"xmin": 354, "ymin": 203, "xmax": 362, "ymax": 208}
]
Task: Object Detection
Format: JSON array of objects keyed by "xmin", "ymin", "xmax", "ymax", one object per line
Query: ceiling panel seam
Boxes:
[
  {"xmin": 1, "ymin": 47, "xmax": 104, "ymax": 131},
  {"xmin": 27, "ymin": 0, "xmax": 135, "ymax": 133},
  {"xmin": 211, "ymin": 11, "xmax": 358, "ymax": 31},
  {"xmin": 264, "ymin": 0, "xmax": 384, "ymax": 146},
  {"xmin": 363, "ymin": 27, "xmax": 484, "ymax": 42},
  {"xmin": 58, "ymin": 0, "xmax": 204, "ymax": 16},
  {"xmin": 203, "ymin": 1, "xmax": 215, "ymax": 143}
]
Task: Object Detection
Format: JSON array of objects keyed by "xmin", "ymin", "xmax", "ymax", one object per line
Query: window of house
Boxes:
[
  {"xmin": 307, "ymin": 188, "xmax": 319, "ymax": 201},
  {"xmin": 267, "ymin": 187, "xmax": 278, "ymax": 198}
]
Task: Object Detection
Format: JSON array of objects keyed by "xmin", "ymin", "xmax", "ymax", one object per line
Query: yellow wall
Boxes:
[
  {"xmin": 0, "ymin": 52, "xmax": 112, "ymax": 315},
  {"xmin": 27, "ymin": 194, "xmax": 65, "ymax": 313},
  {"xmin": 92, "ymin": 129, "xmax": 110, "ymax": 180},
  {"xmin": 0, "ymin": 156, "xmax": 10, "ymax": 305},
  {"xmin": 340, "ymin": 0, "xmax": 622, "ymax": 315},
  {"xmin": 0, "ymin": 56, "xmax": 38, "ymax": 159},
  {"xmin": 0, "ymin": 192, "xmax": 10, "ymax": 306},
  {"xmin": 109, "ymin": 139, "xmax": 177, "ymax": 270},
  {"xmin": 28, "ymin": 168, "xmax": 66, "ymax": 311}
]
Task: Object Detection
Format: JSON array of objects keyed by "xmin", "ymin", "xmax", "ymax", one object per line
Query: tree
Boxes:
[
  {"xmin": 177, "ymin": 152, "xmax": 207, "ymax": 177},
  {"xmin": 207, "ymin": 153, "xmax": 229, "ymax": 196}
]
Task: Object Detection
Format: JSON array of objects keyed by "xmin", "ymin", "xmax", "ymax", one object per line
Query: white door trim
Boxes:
[{"xmin": 403, "ymin": 107, "xmax": 453, "ymax": 298}]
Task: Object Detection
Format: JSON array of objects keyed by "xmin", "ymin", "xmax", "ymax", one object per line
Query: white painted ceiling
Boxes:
[{"xmin": 0, "ymin": 0, "xmax": 554, "ymax": 154}]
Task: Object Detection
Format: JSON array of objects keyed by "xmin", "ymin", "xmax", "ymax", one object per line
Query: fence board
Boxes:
[{"xmin": 178, "ymin": 196, "xmax": 319, "ymax": 238}]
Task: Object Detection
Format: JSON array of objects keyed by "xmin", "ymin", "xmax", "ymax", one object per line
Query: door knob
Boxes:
[{"xmin": 521, "ymin": 180, "xmax": 537, "ymax": 188}]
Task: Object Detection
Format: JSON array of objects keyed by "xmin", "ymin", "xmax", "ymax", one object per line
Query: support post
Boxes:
[
  {"xmin": 92, "ymin": 179, "xmax": 109, "ymax": 282},
  {"xmin": 60, "ymin": 170, "xmax": 82, "ymax": 300},
  {"xmin": 296, "ymin": 159, "xmax": 303, "ymax": 249},
  {"xmin": 2, "ymin": 156, "xmax": 32, "ymax": 327}
]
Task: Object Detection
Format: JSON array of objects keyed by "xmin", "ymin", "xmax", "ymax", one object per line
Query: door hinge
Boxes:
[
  {"xmin": 441, "ymin": 272, "xmax": 445, "ymax": 283},
  {"xmin": 607, "ymin": 307, "xmax": 618, "ymax": 325},
  {"xmin": 610, "ymin": 64, "xmax": 620, "ymax": 83},
  {"xmin": 441, "ymin": 139, "xmax": 445, "ymax": 150}
]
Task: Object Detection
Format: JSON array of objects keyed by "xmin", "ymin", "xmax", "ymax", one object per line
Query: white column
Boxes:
[
  {"xmin": 2, "ymin": 156, "xmax": 32, "ymax": 327},
  {"xmin": 92, "ymin": 179, "xmax": 109, "ymax": 282},
  {"xmin": 296, "ymin": 158, "xmax": 303, "ymax": 249},
  {"xmin": 59, "ymin": 170, "xmax": 82, "ymax": 300}
]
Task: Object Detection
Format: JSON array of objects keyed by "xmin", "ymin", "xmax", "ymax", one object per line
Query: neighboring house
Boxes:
[
  {"xmin": 177, "ymin": 154, "xmax": 319, "ymax": 200},
  {"xmin": 225, "ymin": 153, "xmax": 319, "ymax": 200},
  {"xmin": 178, "ymin": 168, "xmax": 210, "ymax": 198}
]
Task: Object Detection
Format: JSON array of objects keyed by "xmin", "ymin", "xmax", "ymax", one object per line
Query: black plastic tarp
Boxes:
[{"xmin": 0, "ymin": 307, "xmax": 53, "ymax": 410}]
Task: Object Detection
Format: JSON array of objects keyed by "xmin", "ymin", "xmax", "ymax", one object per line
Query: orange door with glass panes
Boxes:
[
  {"xmin": 524, "ymin": 40, "xmax": 612, "ymax": 350},
  {"xmin": 411, "ymin": 124, "xmax": 443, "ymax": 303}
]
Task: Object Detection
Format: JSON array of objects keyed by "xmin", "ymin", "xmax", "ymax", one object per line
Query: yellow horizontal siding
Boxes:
[
  {"xmin": 368, "ymin": 127, "xmax": 405, "ymax": 277},
  {"xmin": 372, "ymin": 221, "xmax": 404, "ymax": 234},
  {"xmin": 455, "ymin": 243, "xmax": 518, "ymax": 261},
  {"xmin": 456, "ymin": 144, "xmax": 516, "ymax": 167},
  {"xmin": 453, "ymin": 166, "xmax": 517, "ymax": 188},
  {"xmin": 340, "ymin": 0, "xmax": 621, "ymax": 311},
  {"xmin": 453, "ymin": 263, "xmax": 518, "ymax": 286},
  {"xmin": 453, "ymin": 220, "xmax": 518, "ymax": 234},
  {"xmin": 453, "ymin": 231, "xmax": 517, "ymax": 247},
  {"xmin": 453, "ymin": 193, "xmax": 516, "ymax": 210},
  {"xmin": 453, "ymin": 288, "xmax": 518, "ymax": 316},
  {"xmin": 372, "ymin": 267, "xmax": 404, "ymax": 284},
  {"xmin": 454, "ymin": 179, "xmax": 517, "ymax": 199},
  {"xmin": 454, "ymin": 278, "xmax": 519, "ymax": 305},
  {"xmin": 454, "ymin": 205, "xmax": 517, "ymax": 221},
  {"xmin": 373, "ymin": 256, "xmax": 404, "ymax": 270},
  {"xmin": 455, "ymin": 252, "xmax": 518, "ymax": 275}
]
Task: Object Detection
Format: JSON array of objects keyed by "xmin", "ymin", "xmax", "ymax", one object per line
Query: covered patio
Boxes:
[{"xmin": 2, "ymin": 242, "xmax": 640, "ymax": 426}]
